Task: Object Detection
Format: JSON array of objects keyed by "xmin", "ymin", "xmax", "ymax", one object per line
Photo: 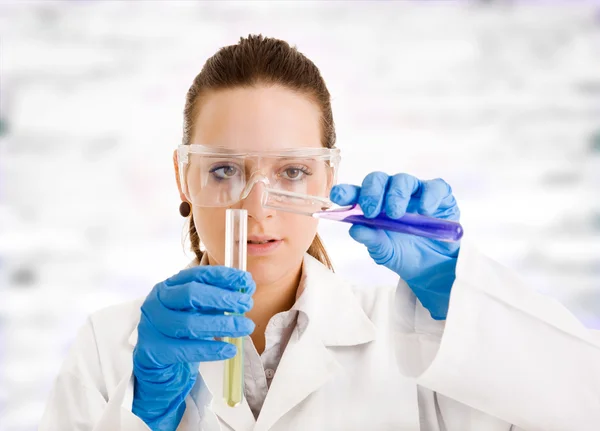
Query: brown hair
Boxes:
[{"xmin": 182, "ymin": 34, "xmax": 336, "ymax": 270}]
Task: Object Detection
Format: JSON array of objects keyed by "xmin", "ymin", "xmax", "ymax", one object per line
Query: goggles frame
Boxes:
[{"xmin": 177, "ymin": 144, "xmax": 341, "ymax": 209}]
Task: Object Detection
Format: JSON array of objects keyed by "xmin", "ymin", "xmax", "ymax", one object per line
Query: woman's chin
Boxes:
[
  {"xmin": 246, "ymin": 255, "xmax": 301, "ymax": 286},
  {"xmin": 247, "ymin": 260, "xmax": 278, "ymax": 283}
]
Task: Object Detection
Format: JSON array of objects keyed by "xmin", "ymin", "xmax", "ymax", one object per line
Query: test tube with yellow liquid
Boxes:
[{"xmin": 222, "ymin": 209, "xmax": 247, "ymax": 407}]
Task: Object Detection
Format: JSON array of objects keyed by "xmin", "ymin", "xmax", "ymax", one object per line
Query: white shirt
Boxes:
[{"xmin": 243, "ymin": 310, "xmax": 300, "ymax": 419}]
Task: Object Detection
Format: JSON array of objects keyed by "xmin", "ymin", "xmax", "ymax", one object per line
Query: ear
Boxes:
[{"xmin": 173, "ymin": 149, "xmax": 187, "ymax": 202}]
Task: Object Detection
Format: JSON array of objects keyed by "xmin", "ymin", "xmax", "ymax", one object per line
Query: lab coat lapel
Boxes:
[
  {"xmin": 199, "ymin": 359, "xmax": 256, "ymax": 431},
  {"xmin": 253, "ymin": 322, "xmax": 341, "ymax": 431},
  {"xmin": 254, "ymin": 254, "xmax": 378, "ymax": 431}
]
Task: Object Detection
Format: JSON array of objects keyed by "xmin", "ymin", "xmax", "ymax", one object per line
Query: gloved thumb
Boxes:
[
  {"xmin": 330, "ymin": 184, "xmax": 361, "ymax": 206},
  {"xmin": 349, "ymin": 225, "xmax": 394, "ymax": 266}
]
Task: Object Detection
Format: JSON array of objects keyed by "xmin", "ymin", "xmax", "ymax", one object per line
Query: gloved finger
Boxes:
[
  {"xmin": 142, "ymin": 304, "xmax": 255, "ymax": 339},
  {"xmin": 348, "ymin": 225, "xmax": 395, "ymax": 266},
  {"xmin": 420, "ymin": 179, "xmax": 460, "ymax": 221},
  {"xmin": 330, "ymin": 184, "xmax": 361, "ymax": 206},
  {"xmin": 434, "ymin": 198, "xmax": 460, "ymax": 221},
  {"xmin": 385, "ymin": 173, "xmax": 422, "ymax": 219},
  {"xmin": 358, "ymin": 172, "xmax": 389, "ymax": 218},
  {"xmin": 418, "ymin": 178, "xmax": 452, "ymax": 216},
  {"xmin": 162, "ymin": 338, "xmax": 238, "ymax": 363},
  {"xmin": 164, "ymin": 266, "xmax": 256, "ymax": 295},
  {"xmin": 135, "ymin": 333, "xmax": 237, "ymax": 367},
  {"xmin": 158, "ymin": 282, "xmax": 253, "ymax": 314}
]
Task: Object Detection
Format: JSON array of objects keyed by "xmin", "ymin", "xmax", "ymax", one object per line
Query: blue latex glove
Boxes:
[
  {"xmin": 331, "ymin": 172, "xmax": 461, "ymax": 320},
  {"xmin": 132, "ymin": 266, "xmax": 255, "ymax": 431}
]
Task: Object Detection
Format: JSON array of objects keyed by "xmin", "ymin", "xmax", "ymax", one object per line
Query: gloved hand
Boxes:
[
  {"xmin": 132, "ymin": 266, "xmax": 255, "ymax": 431},
  {"xmin": 331, "ymin": 172, "xmax": 461, "ymax": 320}
]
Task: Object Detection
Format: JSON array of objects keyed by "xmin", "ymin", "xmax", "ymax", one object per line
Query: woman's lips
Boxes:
[
  {"xmin": 246, "ymin": 239, "xmax": 282, "ymax": 255},
  {"xmin": 247, "ymin": 235, "xmax": 280, "ymax": 242}
]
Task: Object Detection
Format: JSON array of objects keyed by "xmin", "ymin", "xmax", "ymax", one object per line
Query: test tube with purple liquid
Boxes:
[{"xmin": 314, "ymin": 204, "xmax": 463, "ymax": 242}]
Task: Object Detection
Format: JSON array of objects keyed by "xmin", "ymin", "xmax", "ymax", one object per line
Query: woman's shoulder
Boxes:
[
  {"xmin": 87, "ymin": 297, "xmax": 145, "ymax": 344},
  {"xmin": 57, "ymin": 298, "xmax": 145, "ymax": 395},
  {"xmin": 347, "ymin": 281, "xmax": 397, "ymax": 318},
  {"xmin": 305, "ymin": 254, "xmax": 398, "ymax": 320}
]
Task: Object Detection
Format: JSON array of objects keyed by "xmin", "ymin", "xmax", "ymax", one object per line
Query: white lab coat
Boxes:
[{"xmin": 39, "ymin": 236, "xmax": 600, "ymax": 431}]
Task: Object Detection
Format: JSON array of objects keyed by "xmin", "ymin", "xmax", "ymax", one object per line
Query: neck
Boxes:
[{"xmin": 246, "ymin": 259, "xmax": 302, "ymax": 353}]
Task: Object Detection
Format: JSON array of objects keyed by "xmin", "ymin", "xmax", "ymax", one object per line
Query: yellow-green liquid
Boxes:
[
  {"xmin": 223, "ymin": 209, "xmax": 247, "ymax": 408},
  {"xmin": 222, "ymin": 335, "xmax": 244, "ymax": 407}
]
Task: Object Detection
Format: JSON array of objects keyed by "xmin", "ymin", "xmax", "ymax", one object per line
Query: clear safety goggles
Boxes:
[{"xmin": 177, "ymin": 145, "xmax": 341, "ymax": 213}]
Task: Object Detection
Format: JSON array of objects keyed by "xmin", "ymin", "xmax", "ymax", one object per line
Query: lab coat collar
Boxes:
[
  {"xmin": 128, "ymin": 253, "xmax": 377, "ymax": 431},
  {"xmin": 294, "ymin": 252, "xmax": 377, "ymax": 346}
]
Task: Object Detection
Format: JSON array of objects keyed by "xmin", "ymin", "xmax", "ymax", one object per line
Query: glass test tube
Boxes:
[{"xmin": 222, "ymin": 209, "xmax": 248, "ymax": 407}]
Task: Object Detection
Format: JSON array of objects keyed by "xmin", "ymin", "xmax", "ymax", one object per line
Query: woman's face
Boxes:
[{"xmin": 178, "ymin": 85, "xmax": 323, "ymax": 285}]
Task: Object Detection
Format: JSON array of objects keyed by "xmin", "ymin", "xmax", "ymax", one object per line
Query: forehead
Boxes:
[{"xmin": 190, "ymin": 85, "xmax": 323, "ymax": 152}]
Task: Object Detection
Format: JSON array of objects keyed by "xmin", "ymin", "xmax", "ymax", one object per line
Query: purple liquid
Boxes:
[{"xmin": 316, "ymin": 205, "xmax": 463, "ymax": 242}]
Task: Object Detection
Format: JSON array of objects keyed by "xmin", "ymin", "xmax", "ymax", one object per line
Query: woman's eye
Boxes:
[
  {"xmin": 211, "ymin": 165, "xmax": 239, "ymax": 179},
  {"xmin": 281, "ymin": 167, "xmax": 310, "ymax": 180},
  {"xmin": 285, "ymin": 168, "xmax": 301, "ymax": 179}
]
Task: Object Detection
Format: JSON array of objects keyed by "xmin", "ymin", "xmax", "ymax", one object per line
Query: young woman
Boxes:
[{"xmin": 39, "ymin": 35, "xmax": 599, "ymax": 431}]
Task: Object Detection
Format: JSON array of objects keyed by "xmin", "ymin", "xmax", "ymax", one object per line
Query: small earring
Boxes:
[{"xmin": 179, "ymin": 201, "xmax": 191, "ymax": 217}]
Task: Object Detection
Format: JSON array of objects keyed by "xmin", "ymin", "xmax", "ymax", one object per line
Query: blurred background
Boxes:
[{"xmin": 1, "ymin": 0, "xmax": 599, "ymax": 429}]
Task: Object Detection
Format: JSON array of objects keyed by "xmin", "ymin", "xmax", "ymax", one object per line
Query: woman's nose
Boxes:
[{"xmin": 240, "ymin": 181, "xmax": 276, "ymax": 222}]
